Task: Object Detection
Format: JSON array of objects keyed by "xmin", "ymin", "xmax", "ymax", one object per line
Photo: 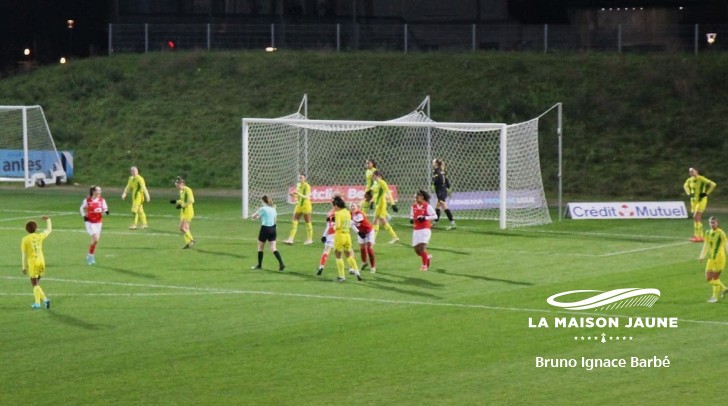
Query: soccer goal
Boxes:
[
  {"xmin": 0, "ymin": 106, "xmax": 66, "ymax": 187},
  {"xmin": 242, "ymin": 101, "xmax": 558, "ymax": 229}
]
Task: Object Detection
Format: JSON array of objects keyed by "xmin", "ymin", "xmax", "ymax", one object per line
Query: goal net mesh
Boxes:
[
  {"xmin": 243, "ymin": 111, "xmax": 550, "ymax": 228},
  {"xmin": 0, "ymin": 106, "xmax": 64, "ymax": 187}
]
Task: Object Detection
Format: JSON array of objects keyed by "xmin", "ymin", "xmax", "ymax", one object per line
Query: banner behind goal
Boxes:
[
  {"xmin": 0, "ymin": 106, "xmax": 66, "ymax": 187},
  {"xmin": 242, "ymin": 109, "xmax": 552, "ymax": 229}
]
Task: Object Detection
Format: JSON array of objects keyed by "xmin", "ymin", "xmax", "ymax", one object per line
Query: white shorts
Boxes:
[
  {"xmin": 324, "ymin": 233, "xmax": 335, "ymax": 248},
  {"xmin": 411, "ymin": 229, "xmax": 431, "ymax": 246},
  {"xmin": 356, "ymin": 230, "xmax": 376, "ymax": 245},
  {"xmin": 85, "ymin": 222, "xmax": 103, "ymax": 236}
]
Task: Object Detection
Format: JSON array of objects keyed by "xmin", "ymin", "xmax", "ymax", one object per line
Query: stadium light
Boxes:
[
  {"xmin": 265, "ymin": 46, "xmax": 278, "ymax": 52},
  {"xmin": 707, "ymin": 33, "xmax": 717, "ymax": 45},
  {"xmin": 60, "ymin": 57, "xmax": 67, "ymax": 64},
  {"xmin": 23, "ymin": 48, "xmax": 30, "ymax": 56}
]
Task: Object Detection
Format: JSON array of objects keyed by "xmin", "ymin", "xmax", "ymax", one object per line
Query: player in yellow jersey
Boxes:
[
  {"xmin": 171, "ymin": 176, "xmax": 195, "ymax": 249},
  {"xmin": 283, "ymin": 174, "xmax": 314, "ymax": 245},
  {"xmin": 684, "ymin": 167, "xmax": 716, "ymax": 242},
  {"xmin": 332, "ymin": 196, "xmax": 362, "ymax": 282},
  {"xmin": 698, "ymin": 217, "xmax": 728, "ymax": 303},
  {"xmin": 121, "ymin": 166, "xmax": 151, "ymax": 229},
  {"xmin": 370, "ymin": 171, "xmax": 400, "ymax": 244},
  {"xmin": 21, "ymin": 216, "xmax": 52, "ymax": 309}
]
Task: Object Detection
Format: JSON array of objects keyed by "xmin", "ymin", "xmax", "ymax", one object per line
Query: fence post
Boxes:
[
  {"xmin": 544, "ymin": 24, "xmax": 548, "ymax": 53},
  {"xmin": 404, "ymin": 24, "xmax": 408, "ymax": 53},
  {"xmin": 271, "ymin": 23, "xmax": 275, "ymax": 48},
  {"xmin": 207, "ymin": 23, "xmax": 211, "ymax": 50},
  {"xmin": 144, "ymin": 23, "xmax": 149, "ymax": 53},
  {"xmin": 694, "ymin": 24, "xmax": 699, "ymax": 55},
  {"xmin": 108, "ymin": 23, "xmax": 112, "ymax": 55},
  {"xmin": 336, "ymin": 23, "xmax": 340, "ymax": 52},
  {"xmin": 618, "ymin": 24, "xmax": 622, "ymax": 53},
  {"xmin": 472, "ymin": 23, "xmax": 476, "ymax": 51}
]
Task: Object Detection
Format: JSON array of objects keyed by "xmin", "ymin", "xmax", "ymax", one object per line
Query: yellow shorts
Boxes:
[
  {"xmin": 27, "ymin": 260, "xmax": 46, "ymax": 279},
  {"xmin": 294, "ymin": 201, "xmax": 312, "ymax": 215},
  {"xmin": 706, "ymin": 257, "xmax": 725, "ymax": 272},
  {"xmin": 180, "ymin": 207, "xmax": 194, "ymax": 222},
  {"xmin": 131, "ymin": 197, "xmax": 144, "ymax": 213},
  {"xmin": 334, "ymin": 233, "xmax": 352, "ymax": 252},
  {"xmin": 691, "ymin": 199, "xmax": 708, "ymax": 213}
]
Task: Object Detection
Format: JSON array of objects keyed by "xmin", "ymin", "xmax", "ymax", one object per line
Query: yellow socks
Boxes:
[
  {"xmin": 336, "ymin": 258, "xmax": 345, "ymax": 278},
  {"xmin": 306, "ymin": 222, "xmax": 313, "ymax": 241},
  {"xmin": 33, "ymin": 285, "xmax": 46, "ymax": 304},
  {"xmin": 384, "ymin": 223, "xmax": 398, "ymax": 239},
  {"xmin": 347, "ymin": 256, "xmax": 358, "ymax": 272},
  {"xmin": 289, "ymin": 221, "xmax": 299, "ymax": 240}
]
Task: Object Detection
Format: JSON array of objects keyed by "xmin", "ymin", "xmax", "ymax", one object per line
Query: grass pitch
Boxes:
[{"xmin": 0, "ymin": 187, "xmax": 724, "ymax": 405}]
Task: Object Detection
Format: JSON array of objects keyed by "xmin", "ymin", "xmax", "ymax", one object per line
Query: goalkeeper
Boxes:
[
  {"xmin": 684, "ymin": 167, "xmax": 716, "ymax": 242},
  {"xmin": 371, "ymin": 171, "xmax": 400, "ymax": 244},
  {"xmin": 432, "ymin": 158, "xmax": 456, "ymax": 230}
]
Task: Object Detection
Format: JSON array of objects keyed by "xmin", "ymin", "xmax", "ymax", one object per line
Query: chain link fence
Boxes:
[{"xmin": 109, "ymin": 22, "xmax": 728, "ymax": 54}]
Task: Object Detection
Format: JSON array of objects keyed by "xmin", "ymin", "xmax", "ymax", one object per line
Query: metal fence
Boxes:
[{"xmin": 109, "ymin": 23, "xmax": 728, "ymax": 54}]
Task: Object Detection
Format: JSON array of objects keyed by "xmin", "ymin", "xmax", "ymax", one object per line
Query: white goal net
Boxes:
[
  {"xmin": 0, "ymin": 106, "xmax": 66, "ymax": 187},
  {"xmin": 242, "ymin": 106, "xmax": 552, "ymax": 229}
]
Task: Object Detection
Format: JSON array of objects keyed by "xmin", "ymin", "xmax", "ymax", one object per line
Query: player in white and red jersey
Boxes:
[
  {"xmin": 350, "ymin": 202, "xmax": 376, "ymax": 273},
  {"xmin": 80, "ymin": 185, "xmax": 109, "ymax": 265},
  {"xmin": 316, "ymin": 202, "xmax": 337, "ymax": 276},
  {"xmin": 410, "ymin": 189, "xmax": 437, "ymax": 271}
]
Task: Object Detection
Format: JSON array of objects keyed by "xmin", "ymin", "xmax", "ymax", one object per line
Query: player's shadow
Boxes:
[
  {"xmin": 194, "ymin": 248, "xmax": 247, "ymax": 260},
  {"xmin": 426, "ymin": 246, "xmax": 471, "ymax": 255},
  {"xmin": 361, "ymin": 279, "xmax": 442, "ymax": 299},
  {"xmin": 434, "ymin": 269, "xmax": 532, "ymax": 285},
  {"xmin": 48, "ymin": 311, "xmax": 105, "ymax": 330},
  {"xmin": 94, "ymin": 264, "xmax": 157, "ymax": 279}
]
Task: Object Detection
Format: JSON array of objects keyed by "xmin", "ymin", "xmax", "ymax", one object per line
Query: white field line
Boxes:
[
  {"xmin": 1, "ymin": 276, "xmax": 725, "ymax": 327},
  {"xmin": 598, "ymin": 241, "xmax": 692, "ymax": 257},
  {"xmin": 0, "ymin": 209, "xmax": 691, "ymax": 256},
  {"xmin": 0, "ymin": 225, "xmax": 258, "ymax": 242}
]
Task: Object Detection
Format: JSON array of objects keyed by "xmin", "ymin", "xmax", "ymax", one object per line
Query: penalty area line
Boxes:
[{"xmin": 1, "ymin": 276, "xmax": 726, "ymax": 326}]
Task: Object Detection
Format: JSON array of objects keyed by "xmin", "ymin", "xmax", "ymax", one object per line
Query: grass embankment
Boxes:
[{"xmin": 1, "ymin": 51, "xmax": 726, "ymax": 200}]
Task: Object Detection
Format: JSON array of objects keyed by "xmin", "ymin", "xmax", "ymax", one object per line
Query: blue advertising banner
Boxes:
[{"xmin": 0, "ymin": 149, "xmax": 72, "ymax": 178}]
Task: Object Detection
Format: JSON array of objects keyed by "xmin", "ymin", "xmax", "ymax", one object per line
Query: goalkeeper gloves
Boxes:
[
  {"xmin": 170, "ymin": 199, "xmax": 177, "ymax": 204},
  {"xmin": 369, "ymin": 201, "xmax": 375, "ymax": 210},
  {"xmin": 699, "ymin": 193, "xmax": 708, "ymax": 198},
  {"xmin": 392, "ymin": 204, "xmax": 398, "ymax": 212},
  {"xmin": 83, "ymin": 216, "xmax": 88, "ymax": 222},
  {"xmin": 321, "ymin": 236, "xmax": 327, "ymax": 243},
  {"xmin": 176, "ymin": 204, "xmax": 182, "ymax": 209},
  {"xmin": 105, "ymin": 210, "xmax": 110, "ymax": 215},
  {"xmin": 409, "ymin": 219, "xmax": 414, "ymax": 224},
  {"xmin": 358, "ymin": 230, "xmax": 367, "ymax": 239}
]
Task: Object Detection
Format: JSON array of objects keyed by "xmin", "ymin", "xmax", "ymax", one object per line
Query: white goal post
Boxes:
[
  {"xmin": 0, "ymin": 105, "xmax": 66, "ymax": 187},
  {"xmin": 241, "ymin": 104, "xmax": 556, "ymax": 229}
]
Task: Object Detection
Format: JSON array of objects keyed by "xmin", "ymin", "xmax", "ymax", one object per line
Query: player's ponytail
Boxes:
[
  {"xmin": 89, "ymin": 185, "xmax": 97, "ymax": 197},
  {"xmin": 262, "ymin": 195, "xmax": 275, "ymax": 207}
]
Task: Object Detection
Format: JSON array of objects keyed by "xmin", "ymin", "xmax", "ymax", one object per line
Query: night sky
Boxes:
[
  {"xmin": 0, "ymin": 0, "xmax": 109, "ymax": 73},
  {"xmin": 1, "ymin": 1, "xmax": 726, "ymax": 74}
]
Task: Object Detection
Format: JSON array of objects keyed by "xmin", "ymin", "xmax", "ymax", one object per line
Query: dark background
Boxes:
[{"xmin": 1, "ymin": 1, "xmax": 727, "ymax": 73}]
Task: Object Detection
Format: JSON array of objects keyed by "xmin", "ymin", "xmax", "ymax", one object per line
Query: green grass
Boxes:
[{"xmin": 1, "ymin": 187, "xmax": 725, "ymax": 405}]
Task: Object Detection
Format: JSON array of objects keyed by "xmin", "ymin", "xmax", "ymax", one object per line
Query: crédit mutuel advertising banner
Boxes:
[{"xmin": 567, "ymin": 201, "xmax": 687, "ymax": 219}]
